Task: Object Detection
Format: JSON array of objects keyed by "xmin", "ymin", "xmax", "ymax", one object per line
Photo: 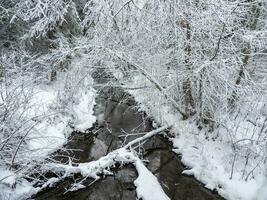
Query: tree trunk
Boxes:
[
  {"xmin": 182, "ymin": 18, "xmax": 195, "ymax": 116},
  {"xmin": 229, "ymin": 2, "xmax": 261, "ymax": 106}
]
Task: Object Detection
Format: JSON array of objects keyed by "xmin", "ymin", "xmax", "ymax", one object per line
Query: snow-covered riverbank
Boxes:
[
  {"xmin": 0, "ymin": 62, "xmax": 96, "ymax": 200},
  {"xmin": 128, "ymin": 75, "xmax": 267, "ymax": 200}
]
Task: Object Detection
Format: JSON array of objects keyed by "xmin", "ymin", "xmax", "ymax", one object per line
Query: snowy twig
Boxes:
[{"xmin": 124, "ymin": 125, "xmax": 171, "ymax": 149}]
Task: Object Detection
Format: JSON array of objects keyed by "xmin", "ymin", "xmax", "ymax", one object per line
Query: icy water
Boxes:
[{"xmin": 34, "ymin": 77, "xmax": 224, "ymax": 200}]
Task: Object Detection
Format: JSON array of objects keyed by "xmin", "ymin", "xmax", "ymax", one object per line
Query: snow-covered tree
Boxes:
[{"xmin": 0, "ymin": 0, "xmax": 267, "ymax": 198}]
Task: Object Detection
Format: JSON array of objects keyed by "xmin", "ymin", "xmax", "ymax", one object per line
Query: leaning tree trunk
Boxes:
[
  {"xmin": 229, "ymin": 1, "xmax": 261, "ymax": 107},
  {"xmin": 182, "ymin": 16, "xmax": 195, "ymax": 116}
]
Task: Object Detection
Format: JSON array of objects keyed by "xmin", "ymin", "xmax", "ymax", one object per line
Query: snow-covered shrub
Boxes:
[{"xmin": 13, "ymin": 0, "xmax": 79, "ymax": 38}]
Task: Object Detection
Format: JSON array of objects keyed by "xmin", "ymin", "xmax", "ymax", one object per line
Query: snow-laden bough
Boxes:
[{"xmin": 34, "ymin": 125, "xmax": 172, "ymax": 200}]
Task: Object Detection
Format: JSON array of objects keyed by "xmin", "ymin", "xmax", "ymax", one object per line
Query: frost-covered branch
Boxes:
[{"xmin": 33, "ymin": 125, "xmax": 171, "ymax": 197}]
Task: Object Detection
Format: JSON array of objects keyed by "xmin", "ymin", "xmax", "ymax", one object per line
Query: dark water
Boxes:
[{"xmin": 33, "ymin": 79, "xmax": 223, "ymax": 200}]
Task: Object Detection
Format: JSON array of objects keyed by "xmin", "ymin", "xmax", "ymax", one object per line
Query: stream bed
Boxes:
[{"xmin": 33, "ymin": 76, "xmax": 224, "ymax": 200}]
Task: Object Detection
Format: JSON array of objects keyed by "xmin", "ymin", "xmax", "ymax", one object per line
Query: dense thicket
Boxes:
[{"xmin": 0, "ymin": 0, "xmax": 267, "ymax": 197}]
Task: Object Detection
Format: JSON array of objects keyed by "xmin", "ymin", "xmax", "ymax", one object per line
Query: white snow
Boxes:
[
  {"xmin": 42, "ymin": 147, "xmax": 170, "ymax": 200},
  {"xmin": 171, "ymin": 122, "xmax": 266, "ymax": 200},
  {"xmin": 134, "ymin": 159, "xmax": 170, "ymax": 200},
  {"xmin": 73, "ymin": 90, "xmax": 96, "ymax": 132},
  {"xmin": 25, "ymin": 74, "xmax": 96, "ymax": 161},
  {"xmin": 0, "ymin": 168, "xmax": 35, "ymax": 200},
  {"xmin": 0, "ymin": 64, "xmax": 97, "ymax": 199},
  {"xmin": 127, "ymin": 74, "xmax": 267, "ymax": 200}
]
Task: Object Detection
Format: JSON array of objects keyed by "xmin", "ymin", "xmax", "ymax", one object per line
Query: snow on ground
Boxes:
[
  {"xmin": 134, "ymin": 159, "xmax": 170, "ymax": 200},
  {"xmin": 0, "ymin": 62, "xmax": 97, "ymax": 199},
  {"xmin": 171, "ymin": 121, "xmax": 266, "ymax": 200},
  {"xmin": 0, "ymin": 169, "xmax": 35, "ymax": 200},
  {"xmin": 25, "ymin": 88, "xmax": 69, "ymax": 160},
  {"xmin": 127, "ymin": 74, "xmax": 267, "ymax": 200},
  {"xmin": 26, "ymin": 70, "xmax": 96, "ymax": 162},
  {"xmin": 73, "ymin": 90, "xmax": 96, "ymax": 132}
]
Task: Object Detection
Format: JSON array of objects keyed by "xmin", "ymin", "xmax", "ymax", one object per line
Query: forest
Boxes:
[{"xmin": 0, "ymin": 0, "xmax": 267, "ymax": 199}]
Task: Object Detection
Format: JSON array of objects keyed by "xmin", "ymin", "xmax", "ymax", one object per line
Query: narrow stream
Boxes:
[{"xmin": 33, "ymin": 75, "xmax": 224, "ymax": 200}]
